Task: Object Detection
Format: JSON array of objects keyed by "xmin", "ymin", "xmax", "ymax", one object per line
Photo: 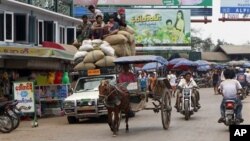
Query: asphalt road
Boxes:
[{"xmin": 1, "ymin": 88, "xmax": 250, "ymax": 141}]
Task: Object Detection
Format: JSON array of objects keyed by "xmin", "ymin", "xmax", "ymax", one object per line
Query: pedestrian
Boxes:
[{"xmin": 212, "ymin": 69, "xmax": 220, "ymax": 95}]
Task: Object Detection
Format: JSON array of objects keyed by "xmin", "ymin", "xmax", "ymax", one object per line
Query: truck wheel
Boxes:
[{"xmin": 67, "ymin": 116, "xmax": 78, "ymax": 124}]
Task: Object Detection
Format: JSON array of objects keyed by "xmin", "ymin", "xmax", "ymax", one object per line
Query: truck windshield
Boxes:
[{"xmin": 75, "ymin": 76, "xmax": 115, "ymax": 93}]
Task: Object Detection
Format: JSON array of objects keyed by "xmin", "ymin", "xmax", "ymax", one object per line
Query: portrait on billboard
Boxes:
[{"xmin": 126, "ymin": 9, "xmax": 191, "ymax": 46}]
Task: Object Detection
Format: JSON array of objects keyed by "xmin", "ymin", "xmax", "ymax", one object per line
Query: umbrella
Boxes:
[
  {"xmin": 197, "ymin": 65, "xmax": 211, "ymax": 71},
  {"xmin": 135, "ymin": 67, "xmax": 142, "ymax": 71},
  {"xmin": 142, "ymin": 62, "xmax": 163, "ymax": 70},
  {"xmin": 214, "ymin": 64, "xmax": 225, "ymax": 69},
  {"xmin": 173, "ymin": 60, "xmax": 197, "ymax": 69},
  {"xmin": 168, "ymin": 58, "xmax": 188, "ymax": 65},
  {"xmin": 243, "ymin": 62, "xmax": 250, "ymax": 68},
  {"xmin": 167, "ymin": 58, "xmax": 188, "ymax": 69},
  {"xmin": 195, "ymin": 60, "xmax": 209, "ymax": 66},
  {"xmin": 228, "ymin": 60, "xmax": 247, "ymax": 66}
]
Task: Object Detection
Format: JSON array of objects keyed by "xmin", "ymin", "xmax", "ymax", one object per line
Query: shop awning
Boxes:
[{"xmin": 0, "ymin": 46, "xmax": 75, "ymax": 61}]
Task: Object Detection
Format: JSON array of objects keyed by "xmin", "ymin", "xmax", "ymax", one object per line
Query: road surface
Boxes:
[{"xmin": 1, "ymin": 88, "xmax": 250, "ymax": 141}]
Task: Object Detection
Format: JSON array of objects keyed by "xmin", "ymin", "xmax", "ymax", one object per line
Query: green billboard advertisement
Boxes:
[
  {"xmin": 126, "ymin": 9, "xmax": 191, "ymax": 46},
  {"xmin": 163, "ymin": 0, "xmax": 212, "ymax": 6}
]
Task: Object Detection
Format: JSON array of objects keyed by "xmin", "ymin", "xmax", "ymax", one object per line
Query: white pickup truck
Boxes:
[{"xmin": 63, "ymin": 75, "xmax": 116, "ymax": 124}]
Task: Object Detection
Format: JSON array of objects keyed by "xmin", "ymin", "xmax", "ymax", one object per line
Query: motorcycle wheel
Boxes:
[
  {"xmin": 0, "ymin": 113, "xmax": 14, "ymax": 133},
  {"xmin": 184, "ymin": 100, "xmax": 190, "ymax": 120},
  {"xmin": 7, "ymin": 109, "xmax": 20, "ymax": 130}
]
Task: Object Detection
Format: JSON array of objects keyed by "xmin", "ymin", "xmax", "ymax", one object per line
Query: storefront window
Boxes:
[
  {"xmin": 59, "ymin": 26, "xmax": 65, "ymax": 44},
  {"xmin": 0, "ymin": 10, "xmax": 4, "ymax": 41},
  {"xmin": 5, "ymin": 12, "xmax": 14, "ymax": 42},
  {"xmin": 15, "ymin": 14, "xmax": 27, "ymax": 42},
  {"xmin": 66, "ymin": 27, "xmax": 75, "ymax": 45},
  {"xmin": 38, "ymin": 20, "xmax": 44, "ymax": 45}
]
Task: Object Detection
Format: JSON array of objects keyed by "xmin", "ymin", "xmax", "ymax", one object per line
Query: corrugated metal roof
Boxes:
[
  {"xmin": 202, "ymin": 52, "xmax": 229, "ymax": 62},
  {"xmin": 220, "ymin": 45, "xmax": 250, "ymax": 54}
]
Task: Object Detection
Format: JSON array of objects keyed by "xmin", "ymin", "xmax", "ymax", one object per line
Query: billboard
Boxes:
[
  {"xmin": 14, "ymin": 81, "xmax": 35, "ymax": 113},
  {"xmin": 126, "ymin": 9, "xmax": 191, "ymax": 46},
  {"xmin": 168, "ymin": 0, "xmax": 212, "ymax": 6},
  {"xmin": 97, "ymin": 0, "xmax": 212, "ymax": 6},
  {"xmin": 221, "ymin": 0, "xmax": 250, "ymax": 13}
]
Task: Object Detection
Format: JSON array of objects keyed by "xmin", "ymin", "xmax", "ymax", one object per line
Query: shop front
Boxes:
[{"xmin": 0, "ymin": 46, "xmax": 76, "ymax": 117}]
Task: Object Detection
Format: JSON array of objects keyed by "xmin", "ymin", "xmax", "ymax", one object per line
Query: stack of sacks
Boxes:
[
  {"xmin": 73, "ymin": 39, "xmax": 116, "ymax": 71},
  {"xmin": 104, "ymin": 26, "xmax": 136, "ymax": 57}
]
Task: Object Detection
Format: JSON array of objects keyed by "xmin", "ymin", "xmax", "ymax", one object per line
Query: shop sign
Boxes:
[
  {"xmin": 126, "ymin": 9, "xmax": 191, "ymax": 46},
  {"xmin": 13, "ymin": 82, "xmax": 35, "ymax": 113},
  {"xmin": 221, "ymin": 0, "xmax": 250, "ymax": 13},
  {"xmin": 88, "ymin": 69, "xmax": 101, "ymax": 76},
  {"xmin": 0, "ymin": 47, "xmax": 51, "ymax": 57}
]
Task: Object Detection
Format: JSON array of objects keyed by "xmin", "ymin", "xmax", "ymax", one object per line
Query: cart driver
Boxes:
[{"xmin": 118, "ymin": 64, "xmax": 136, "ymax": 84}]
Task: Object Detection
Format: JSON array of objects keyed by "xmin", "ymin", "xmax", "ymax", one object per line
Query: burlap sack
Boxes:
[
  {"xmin": 92, "ymin": 39, "xmax": 103, "ymax": 45},
  {"xmin": 111, "ymin": 43, "xmax": 131, "ymax": 57},
  {"xmin": 100, "ymin": 44, "xmax": 115, "ymax": 56},
  {"xmin": 130, "ymin": 41, "xmax": 136, "ymax": 56},
  {"xmin": 122, "ymin": 25, "xmax": 135, "ymax": 34},
  {"xmin": 83, "ymin": 50, "xmax": 105, "ymax": 63},
  {"xmin": 104, "ymin": 34, "xmax": 128, "ymax": 45},
  {"xmin": 74, "ymin": 62, "xmax": 96, "ymax": 71},
  {"xmin": 73, "ymin": 51, "xmax": 87, "ymax": 60},
  {"xmin": 82, "ymin": 39, "xmax": 92, "ymax": 45},
  {"xmin": 95, "ymin": 56, "xmax": 116, "ymax": 67},
  {"xmin": 72, "ymin": 40, "xmax": 81, "ymax": 48},
  {"xmin": 79, "ymin": 44, "xmax": 94, "ymax": 51},
  {"xmin": 74, "ymin": 57, "xmax": 84, "ymax": 65},
  {"xmin": 125, "ymin": 43, "xmax": 132, "ymax": 56},
  {"xmin": 118, "ymin": 31, "xmax": 131, "ymax": 42}
]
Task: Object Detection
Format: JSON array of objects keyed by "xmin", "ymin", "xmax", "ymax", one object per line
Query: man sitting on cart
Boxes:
[{"xmin": 118, "ymin": 64, "xmax": 136, "ymax": 84}]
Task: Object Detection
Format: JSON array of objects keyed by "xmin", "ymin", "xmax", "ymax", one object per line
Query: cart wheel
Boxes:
[{"xmin": 161, "ymin": 89, "xmax": 171, "ymax": 130}]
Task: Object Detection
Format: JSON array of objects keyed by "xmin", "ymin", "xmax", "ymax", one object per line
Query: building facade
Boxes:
[{"xmin": 0, "ymin": 0, "xmax": 80, "ymax": 46}]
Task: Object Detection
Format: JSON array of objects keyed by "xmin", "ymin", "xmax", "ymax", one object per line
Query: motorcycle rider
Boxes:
[
  {"xmin": 175, "ymin": 72, "xmax": 200, "ymax": 112},
  {"xmin": 218, "ymin": 68, "xmax": 244, "ymax": 123}
]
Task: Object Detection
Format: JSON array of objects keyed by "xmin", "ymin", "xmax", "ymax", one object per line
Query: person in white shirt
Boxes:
[
  {"xmin": 168, "ymin": 71, "xmax": 177, "ymax": 97},
  {"xmin": 218, "ymin": 69, "xmax": 244, "ymax": 123},
  {"xmin": 88, "ymin": 5, "xmax": 104, "ymax": 22},
  {"xmin": 174, "ymin": 72, "xmax": 200, "ymax": 112}
]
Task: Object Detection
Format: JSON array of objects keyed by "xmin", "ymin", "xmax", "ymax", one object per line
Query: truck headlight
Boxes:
[
  {"xmin": 88, "ymin": 100, "xmax": 95, "ymax": 106},
  {"xmin": 63, "ymin": 101, "xmax": 75, "ymax": 108}
]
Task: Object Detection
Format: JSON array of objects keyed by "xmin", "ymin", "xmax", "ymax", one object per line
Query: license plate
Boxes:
[{"xmin": 225, "ymin": 110, "xmax": 234, "ymax": 114}]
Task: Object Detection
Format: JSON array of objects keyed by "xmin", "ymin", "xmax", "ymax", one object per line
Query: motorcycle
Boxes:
[
  {"xmin": 238, "ymin": 89, "xmax": 247, "ymax": 100},
  {"xmin": 6, "ymin": 100, "xmax": 21, "ymax": 130},
  {"xmin": 0, "ymin": 101, "xmax": 14, "ymax": 133},
  {"xmin": 179, "ymin": 88, "xmax": 194, "ymax": 120},
  {"xmin": 223, "ymin": 100, "xmax": 240, "ymax": 127}
]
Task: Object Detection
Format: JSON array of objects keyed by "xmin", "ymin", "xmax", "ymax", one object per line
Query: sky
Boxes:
[{"xmin": 191, "ymin": 0, "xmax": 250, "ymax": 45}]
